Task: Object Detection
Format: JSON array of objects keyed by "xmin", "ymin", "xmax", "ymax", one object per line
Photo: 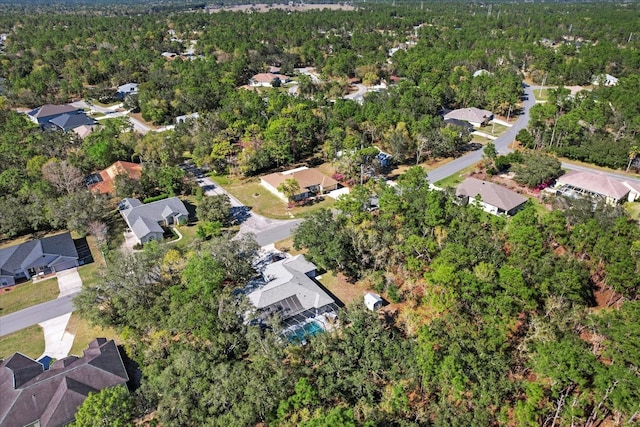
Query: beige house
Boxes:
[
  {"xmin": 556, "ymin": 170, "xmax": 640, "ymax": 205},
  {"xmin": 456, "ymin": 178, "xmax": 528, "ymax": 216},
  {"xmin": 261, "ymin": 167, "xmax": 339, "ymax": 201},
  {"xmin": 444, "ymin": 107, "xmax": 493, "ymax": 127}
]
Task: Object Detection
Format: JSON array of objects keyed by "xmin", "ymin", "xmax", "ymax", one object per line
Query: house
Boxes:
[
  {"xmin": 0, "ymin": 338, "xmax": 129, "ymax": 427},
  {"xmin": 119, "ymin": 197, "xmax": 189, "ymax": 244},
  {"xmin": 86, "ymin": 161, "xmax": 143, "ymax": 196},
  {"xmin": 444, "ymin": 118, "xmax": 475, "ymax": 133},
  {"xmin": 0, "ymin": 232, "xmax": 79, "ymax": 287},
  {"xmin": 116, "ymin": 83, "xmax": 138, "ymax": 99},
  {"xmin": 364, "ymin": 292, "xmax": 383, "ymax": 311},
  {"xmin": 175, "ymin": 112, "xmax": 199, "ymax": 124},
  {"xmin": 456, "ymin": 178, "xmax": 528, "ymax": 216},
  {"xmin": 48, "ymin": 112, "xmax": 96, "ymax": 132},
  {"xmin": 555, "ymin": 170, "xmax": 640, "ymax": 205},
  {"xmin": 261, "ymin": 167, "xmax": 339, "ymax": 201},
  {"xmin": 473, "ymin": 69, "xmax": 492, "ymax": 77},
  {"xmin": 444, "ymin": 107, "xmax": 493, "ymax": 127},
  {"xmin": 592, "ymin": 73, "xmax": 619, "ymax": 87},
  {"xmin": 249, "ymin": 72, "xmax": 291, "ymax": 87},
  {"xmin": 27, "ymin": 104, "xmax": 78, "ymax": 126},
  {"xmin": 72, "ymin": 124, "xmax": 97, "ymax": 140},
  {"xmin": 247, "ymin": 254, "xmax": 338, "ymax": 328}
]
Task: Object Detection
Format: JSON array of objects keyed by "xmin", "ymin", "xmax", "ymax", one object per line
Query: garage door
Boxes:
[{"xmin": 52, "ymin": 259, "xmax": 78, "ymax": 273}]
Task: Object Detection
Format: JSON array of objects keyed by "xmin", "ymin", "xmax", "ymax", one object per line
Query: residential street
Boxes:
[{"xmin": 0, "ymin": 293, "xmax": 76, "ymax": 337}]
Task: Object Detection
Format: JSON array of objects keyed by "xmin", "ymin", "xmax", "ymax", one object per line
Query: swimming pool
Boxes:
[{"xmin": 287, "ymin": 321, "xmax": 324, "ymax": 344}]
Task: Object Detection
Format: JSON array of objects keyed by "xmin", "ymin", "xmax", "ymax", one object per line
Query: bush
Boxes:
[{"xmin": 143, "ymin": 194, "xmax": 169, "ymax": 204}]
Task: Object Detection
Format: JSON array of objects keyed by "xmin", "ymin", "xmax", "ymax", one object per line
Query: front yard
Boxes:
[
  {"xmin": 210, "ymin": 175, "xmax": 336, "ymax": 219},
  {"xmin": 0, "ymin": 278, "xmax": 59, "ymax": 316}
]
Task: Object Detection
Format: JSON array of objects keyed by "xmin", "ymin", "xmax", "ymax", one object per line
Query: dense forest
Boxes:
[{"xmin": 0, "ymin": 1, "xmax": 639, "ymax": 425}]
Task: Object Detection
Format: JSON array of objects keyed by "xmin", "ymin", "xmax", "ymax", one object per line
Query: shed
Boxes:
[{"xmin": 364, "ymin": 292, "xmax": 383, "ymax": 311}]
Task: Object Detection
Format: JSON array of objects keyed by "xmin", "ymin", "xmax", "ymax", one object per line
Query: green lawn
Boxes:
[
  {"xmin": 66, "ymin": 313, "xmax": 120, "ymax": 357},
  {"xmin": 534, "ymin": 88, "xmax": 551, "ymax": 101},
  {"xmin": 483, "ymin": 122, "xmax": 509, "ymax": 137},
  {"xmin": 0, "ymin": 325, "xmax": 45, "ymax": 359},
  {"xmin": 76, "ymin": 235, "xmax": 105, "ymax": 289},
  {"xmin": 0, "ymin": 278, "xmax": 59, "ymax": 316},
  {"xmin": 210, "ymin": 175, "xmax": 336, "ymax": 219},
  {"xmin": 625, "ymin": 203, "xmax": 640, "ymax": 221}
]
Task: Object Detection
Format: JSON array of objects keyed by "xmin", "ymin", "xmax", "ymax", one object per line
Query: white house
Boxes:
[
  {"xmin": 444, "ymin": 107, "xmax": 493, "ymax": 127},
  {"xmin": 456, "ymin": 178, "xmax": 528, "ymax": 216},
  {"xmin": 364, "ymin": 292, "xmax": 383, "ymax": 311}
]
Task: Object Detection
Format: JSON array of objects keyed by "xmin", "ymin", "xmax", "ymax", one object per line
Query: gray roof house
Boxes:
[
  {"xmin": 0, "ymin": 338, "xmax": 129, "ymax": 427},
  {"xmin": 116, "ymin": 82, "xmax": 138, "ymax": 99},
  {"xmin": 119, "ymin": 197, "xmax": 189, "ymax": 244},
  {"xmin": 0, "ymin": 232, "xmax": 79, "ymax": 287},
  {"xmin": 247, "ymin": 254, "xmax": 338, "ymax": 328},
  {"xmin": 48, "ymin": 112, "xmax": 96, "ymax": 132},
  {"xmin": 444, "ymin": 107, "xmax": 493, "ymax": 127},
  {"xmin": 456, "ymin": 178, "xmax": 528, "ymax": 216},
  {"xmin": 27, "ymin": 104, "xmax": 78, "ymax": 126}
]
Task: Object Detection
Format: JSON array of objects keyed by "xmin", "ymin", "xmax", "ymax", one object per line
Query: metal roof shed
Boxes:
[{"xmin": 364, "ymin": 292, "xmax": 383, "ymax": 311}]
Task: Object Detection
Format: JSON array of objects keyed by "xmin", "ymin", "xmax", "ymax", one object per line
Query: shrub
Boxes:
[{"xmin": 143, "ymin": 194, "xmax": 169, "ymax": 204}]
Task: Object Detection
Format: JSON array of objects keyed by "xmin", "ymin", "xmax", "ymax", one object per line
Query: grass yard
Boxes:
[
  {"xmin": 0, "ymin": 325, "xmax": 45, "ymax": 359},
  {"xmin": 66, "ymin": 313, "xmax": 120, "ymax": 356},
  {"xmin": 0, "ymin": 278, "xmax": 59, "ymax": 316},
  {"xmin": 76, "ymin": 235, "xmax": 105, "ymax": 289},
  {"xmin": 625, "ymin": 203, "xmax": 640, "ymax": 222},
  {"xmin": 482, "ymin": 122, "xmax": 509, "ymax": 137},
  {"xmin": 534, "ymin": 88, "xmax": 550, "ymax": 101},
  {"xmin": 210, "ymin": 175, "xmax": 336, "ymax": 219},
  {"xmin": 274, "ymin": 237, "xmax": 305, "ymax": 256},
  {"xmin": 471, "ymin": 134, "xmax": 493, "ymax": 144}
]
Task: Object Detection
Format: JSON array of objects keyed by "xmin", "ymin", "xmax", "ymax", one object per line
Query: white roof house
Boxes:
[
  {"xmin": 556, "ymin": 170, "xmax": 640, "ymax": 205},
  {"xmin": 444, "ymin": 107, "xmax": 493, "ymax": 127},
  {"xmin": 119, "ymin": 197, "xmax": 189, "ymax": 244},
  {"xmin": 592, "ymin": 73, "xmax": 619, "ymax": 87},
  {"xmin": 247, "ymin": 255, "xmax": 337, "ymax": 323}
]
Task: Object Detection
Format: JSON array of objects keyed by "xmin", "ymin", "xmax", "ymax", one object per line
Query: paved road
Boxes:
[
  {"xmin": 0, "ymin": 293, "xmax": 77, "ymax": 337},
  {"xmin": 197, "ymin": 175, "xmax": 302, "ymax": 246},
  {"xmin": 427, "ymin": 84, "xmax": 536, "ymax": 183}
]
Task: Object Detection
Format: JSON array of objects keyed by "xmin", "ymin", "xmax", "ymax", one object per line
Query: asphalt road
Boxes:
[
  {"xmin": 0, "ymin": 293, "xmax": 77, "ymax": 337},
  {"xmin": 427, "ymin": 83, "xmax": 536, "ymax": 183}
]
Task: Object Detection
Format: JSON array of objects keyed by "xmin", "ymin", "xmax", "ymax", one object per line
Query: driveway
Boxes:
[
  {"xmin": 196, "ymin": 175, "xmax": 301, "ymax": 246},
  {"xmin": 56, "ymin": 268, "xmax": 82, "ymax": 297}
]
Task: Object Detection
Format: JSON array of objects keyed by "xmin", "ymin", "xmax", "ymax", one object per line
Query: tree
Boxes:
[
  {"xmin": 71, "ymin": 385, "xmax": 135, "ymax": 427},
  {"xmin": 41, "ymin": 159, "xmax": 84, "ymax": 195},
  {"xmin": 197, "ymin": 194, "xmax": 232, "ymax": 226},
  {"xmin": 512, "ymin": 152, "xmax": 563, "ymax": 188},
  {"xmin": 277, "ymin": 178, "xmax": 301, "ymax": 204}
]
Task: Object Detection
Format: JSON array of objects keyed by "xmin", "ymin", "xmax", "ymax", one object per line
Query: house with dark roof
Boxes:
[
  {"xmin": 556, "ymin": 170, "xmax": 640, "ymax": 205},
  {"xmin": 456, "ymin": 178, "xmax": 528, "ymax": 216},
  {"xmin": 27, "ymin": 105, "xmax": 78, "ymax": 126},
  {"xmin": 444, "ymin": 107, "xmax": 493, "ymax": 127},
  {"xmin": 0, "ymin": 232, "xmax": 79, "ymax": 287},
  {"xmin": 0, "ymin": 338, "xmax": 129, "ymax": 427},
  {"xmin": 48, "ymin": 112, "xmax": 96, "ymax": 132},
  {"xmin": 261, "ymin": 167, "xmax": 339, "ymax": 201},
  {"xmin": 86, "ymin": 161, "xmax": 143, "ymax": 196},
  {"xmin": 119, "ymin": 197, "xmax": 189, "ymax": 244},
  {"xmin": 247, "ymin": 254, "xmax": 338, "ymax": 332}
]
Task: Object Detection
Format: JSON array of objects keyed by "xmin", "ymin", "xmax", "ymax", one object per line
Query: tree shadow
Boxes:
[{"xmin": 231, "ymin": 206, "xmax": 252, "ymax": 225}]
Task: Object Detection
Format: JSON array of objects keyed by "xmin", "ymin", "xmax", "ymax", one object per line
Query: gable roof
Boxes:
[
  {"xmin": 456, "ymin": 178, "xmax": 528, "ymax": 212},
  {"xmin": 117, "ymin": 83, "xmax": 138, "ymax": 94},
  {"xmin": 0, "ymin": 339, "xmax": 129, "ymax": 427},
  {"xmin": 557, "ymin": 170, "xmax": 632, "ymax": 200},
  {"xmin": 48, "ymin": 112, "xmax": 96, "ymax": 132},
  {"xmin": 88, "ymin": 161, "xmax": 142, "ymax": 195},
  {"xmin": 27, "ymin": 104, "xmax": 77, "ymax": 120},
  {"xmin": 248, "ymin": 255, "xmax": 334, "ymax": 320},
  {"xmin": 0, "ymin": 232, "xmax": 78, "ymax": 277},
  {"xmin": 261, "ymin": 167, "xmax": 339, "ymax": 194},
  {"xmin": 72, "ymin": 124, "xmax": 96, "ymax": 139},
  {"xmin": 444, "ymin": 107, "xmax": 493, "ymax": 124},
  {"xmin": 119, "ymin": 197, "xmax": 188, "ymax": 241}
]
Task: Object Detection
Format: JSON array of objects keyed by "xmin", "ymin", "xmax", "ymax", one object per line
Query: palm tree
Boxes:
[{"xmin": 277, "ymin": 178, "xmax": 300, "ymax": 207}]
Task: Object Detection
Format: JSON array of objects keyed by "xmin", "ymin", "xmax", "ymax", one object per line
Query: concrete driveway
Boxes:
[{"xmin": 56, "ymin": 268, "xmax": 82, "ymax": 297}]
